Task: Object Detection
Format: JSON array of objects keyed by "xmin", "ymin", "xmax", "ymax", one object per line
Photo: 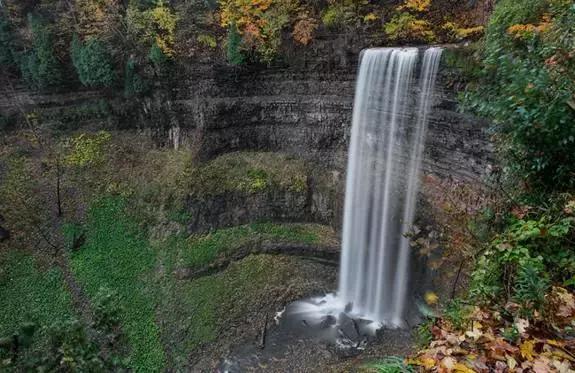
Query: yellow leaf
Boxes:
[
  {"xmin": 521, "ymin": 340, "xmax": 536, "ymax": 361},
  {"xmin": 425, "ymin": 291, "xmax": 439, "ymax": 305},
  {"xmin": 507, "ymin": 356, "xmax": 517, "ymax": 369},
  {"xmin": 412, "ymin": 357, "xmax": 436, "ymax": 369},
  {"xmin": 453, "ymin": 362, "xmax": 476, "ymax": 373}
]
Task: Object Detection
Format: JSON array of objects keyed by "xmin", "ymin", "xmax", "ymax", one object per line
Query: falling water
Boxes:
[
  {"xmin": 279, "ymin": 47, "xmax": 443, "ymax": 336},
  {"xmin": 338, "ymin": 47, "xmax": 443, "ymax": 327}
]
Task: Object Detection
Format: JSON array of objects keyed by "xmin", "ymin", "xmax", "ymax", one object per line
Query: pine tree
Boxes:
[
  {"xmin": 124, "ymin": 58, "xmax": 148, "ymax": 97},
  {"xmin": 226, "ymin": 23, "xmax": 245, "ymax": 66},
  {"xmin": 20, "ymin": 15, "xmax": 63, "ymax": 90},
  {"xmin": 0, "ymin": 16, "xmax": 17, "ymax": 69}
]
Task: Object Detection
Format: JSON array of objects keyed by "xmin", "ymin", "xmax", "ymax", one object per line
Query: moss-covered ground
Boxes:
[
  {"xmin": 188, "ymin": 152, "xmax": 308, "ymax": 197},
  {"xmin": 0, "ymin": 250, "xmax": 75, "ymax": 341},
  {"xmin": 66, "ymin": 194, "xmax": 336, "ymax": 371}
]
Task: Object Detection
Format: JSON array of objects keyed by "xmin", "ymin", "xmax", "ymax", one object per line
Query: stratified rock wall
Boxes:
[{"xmin": 0, "ymin": 36, "xmax": 493, "ymax": 232}]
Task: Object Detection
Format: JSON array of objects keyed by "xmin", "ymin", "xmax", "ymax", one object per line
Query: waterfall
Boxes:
[
  {"xmin": 338, "ymin": 47, "xmax": 443, "ymax": 327},
  {"xmin": 281, "ymin": 47, "xmax": 443, "ymax": 334}
]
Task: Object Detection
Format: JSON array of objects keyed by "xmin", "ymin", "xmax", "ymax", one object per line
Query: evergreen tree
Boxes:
[
  {"xmin": 20, "ymin": 15, "xmax": 63, "ymax": 90},
  {"xmin": 71, "ymin": 35, "xmax": 116, "ymax": 88},
  {"xmin": 226, "ymin": 23, "xmax": 245, "ymax": 66},
  {"xmin": 124, "ymin": 58, "xmax": 149, "ymax": 97},
  {"xmin": 148, "ymin": 42, "xmax": 168, "ymax": 66},
  {"xmin": 0, "ymin": 16, "xmax": 17, "ymax": 69}
]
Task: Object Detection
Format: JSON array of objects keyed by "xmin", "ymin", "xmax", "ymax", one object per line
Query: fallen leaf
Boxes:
[
  {"xmin": 507, "ymin": 356, "xmax": 517, "ymax": 369},
  {"xmin": 442, "ymin": 356, "xmax": 456, "ymax": 370},
  {"xmin": 425, "ymin": 292, "xmax": 439, "ymax": 305},
  {"xmin": 515, "ymin": 318, "xmax": 529, "ymax": 335},
  {"xmin": 454, "ymin": 362, "xmax": 476, "ymax": 373},
  {"xmin": 521, "ymin": 340, "xmax": 536, "ymax": 361}
]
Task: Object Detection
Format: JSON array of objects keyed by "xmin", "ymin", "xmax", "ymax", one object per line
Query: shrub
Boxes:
[
  {"xmin": 196, "ymin": 33, "xmax": 217, "ymax": 49},
  {"xmin": 321, "ymin": 0, "xmax": 363, "ymax": 30},
  {"xmin": 148, "ymin": 41, "xmax": 168, "ymax": 66},
  {"xmin": 463, "ymin": 0, "xmax": 575, "ymax": 190},
  {"xmin": 20, "ymin": 15, "xmax": 63, "ymax": 90},
  {"xmin": 0, "ymin": 319, "xmax": 126, "ymax": 371},
  {"xmin": 219, "ymin": 0, "xmax": 299, "ymax": 64},
  {"xmin": 126, "ymin": 0, "xmax": 178, "ymax": 58},
  {"xmin": 65, "ymin": 131, "xmax": 112, "ymax": 167},
  {"xmin": 71, "ymin": 35, "xmax": 116, "ymax": 88},
  {"xmin": 470, "ymin": 196, "xmax": 574, "ymax": 318},
  {"xmin": 124, "ymin": 58, "xmax": 149, "ymax": 97},
  {"xmin": 292, "ymin": 16, "xmax": 318, "ymax": 45}
]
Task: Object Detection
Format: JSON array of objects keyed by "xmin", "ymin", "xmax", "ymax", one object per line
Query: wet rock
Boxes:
[
  {"xmin": 337, "ymin": 312, "xmax": 360, "ymax": 341},
  {"xmin": 319, "ymin": 315, "xmax": 337, "ymax": 329},
  {"xmin": 344, "ymin": 302, "xmax": 353, "ymax": 313}
]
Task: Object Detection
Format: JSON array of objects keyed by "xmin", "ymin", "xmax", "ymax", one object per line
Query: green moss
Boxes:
[
  {"xmin": 70, "ymin": 196, "xmax": 165, "ymax": 372},
  {"xmin": 0, "ymin": 251, "xmax": 74, "ymax": 336},
  {"xmin": 171, "ymin": 222, "xmax": 336, "ymax": 271},
  {"xmin": 188, "ymin": 152, "xmax": 309, "ymax": 198}
]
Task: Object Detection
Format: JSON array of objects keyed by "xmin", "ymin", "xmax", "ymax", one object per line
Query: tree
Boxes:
[
  {"xmin": 124, "ymin": 58, "xmax": 149, "ymax": 97},
  {"xmin": 71, "ymin": 35, "xmax": 116, "ymax": 88},
  {"xmin": 20, "ymin": 15, "xmax": 64, "ymax": 90},
  {"xmin": 0, "ymin": 16, "xmax": 17, "ymax": 70},
  {"xmin": 226, "ymin": 23, "xmax": 244, "ymax": 65},
  {"xmin": 125, "ymin": 0, "xmax": 178, "ymax": 58}
]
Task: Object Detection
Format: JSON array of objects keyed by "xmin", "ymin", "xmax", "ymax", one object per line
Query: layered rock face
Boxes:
[
  {"xmin": 0, "ymin": 35, "xmax": 493, "ymax": 232},
  {"xmin": 164, "ymin": 40, "xmax": 493, "ymax": 182}
]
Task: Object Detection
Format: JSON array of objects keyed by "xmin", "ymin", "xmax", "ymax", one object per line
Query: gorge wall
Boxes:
[{"xmin": 0, "ymin": 34, "xmax": 494, "ymax": 232}]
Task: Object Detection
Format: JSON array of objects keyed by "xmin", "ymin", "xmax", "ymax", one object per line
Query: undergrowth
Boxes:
[
  {"xmin": 0, "ymin": 251, "xmax": 74, "ymax": 337},
  {"xmin": 70, "ymin": 196, "xmax": 164, "ymax": 372}
]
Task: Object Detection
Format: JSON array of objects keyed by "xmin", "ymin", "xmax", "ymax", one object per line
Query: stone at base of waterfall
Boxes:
[
  {"xmin": 329, "ymin": 313, "xmax": 369, "ymax": 358},
  {"xmin": 319, "ymin": 315, "xmax": 337, "ymax": 329}
]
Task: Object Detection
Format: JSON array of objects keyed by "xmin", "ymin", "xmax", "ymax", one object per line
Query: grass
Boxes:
[
  {"xmin": 70, "ymin": 196, "xmax": 164, "ymax": 372},
  {"xmin": 367, "ymin": 357, "xmax": 415, "ymax": 373},
  {"xmin": 157, "ymin": 254, "xmax": 315, "ymax": 370},
  {"xmin": 188, "ymin": 152, "xmax": 308, "ymax": 198},
  {"xmin": 170, "ymin": 222, "xmax": 337, "ymax": 271},
  {"xmin": 0, "ymin": 250, "xmax": 74, "ymax": 336}
]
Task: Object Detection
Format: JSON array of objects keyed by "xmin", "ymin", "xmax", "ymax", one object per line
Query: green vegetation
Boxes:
[
  {"xmin": 226, "ymin": 23, "xmax": 245, "ymax": 65},
  {"xmin": 20, "ymin": 15, "xmax": 63, "ymax": 90},
  {"xmin": 0, "ymin": 251, "xmax": 74, "ymax": 337},
  {"xmin": 368, "ymin": 356, "xmax": 415, "ymax": 373},
  {"xmin": 408, "ymin": 0, "xmax": 575, "ymax": 369},
  {"xmin": 171, "ymin": 222, "xmax": 335, "ymax": 271},
  {"xmin": 188, "ymin": 152, "xmax": 308, "ymax": 197},
  {"xmin": 157, "ymin": 254, "xmax": 321, "ymax": 369},
  {"xmin": 0, "ymin": 16, "xmax": 17, "ymax": 69},
  {"xmin": 0, "ymin": 0, "xmax": 485, "ymax": 84},
  {"xmin": 463, "ymin": 0, "xmax": 575, "ymax": 190},
  {"xmin": 71, "ymin": 36, "xmax": 116, "ymax": 88},
  {"xmin": 0, "ymin": 286, "xmax": 126, "ymax": 372},
  {"xmin": 124, "ymin": 58, "xmax": 149, "ymax": 97},
  {"xmin": 70, "ymin": 196, "xmax": 164, "ymax": 371}
]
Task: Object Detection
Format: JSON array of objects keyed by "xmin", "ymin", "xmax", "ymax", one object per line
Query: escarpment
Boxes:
[{"xmin": 0, "ymin": 35, "xmax": 494, "ymax": 234}]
